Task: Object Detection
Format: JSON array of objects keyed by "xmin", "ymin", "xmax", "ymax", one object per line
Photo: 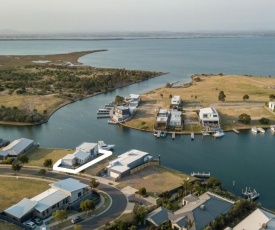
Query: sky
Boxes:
[{"xmin": 1, "ymin": 0, "xmax": 275, "ymax": 33}]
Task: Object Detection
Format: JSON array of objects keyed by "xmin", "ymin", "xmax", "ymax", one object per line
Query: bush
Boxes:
[
  {"xmin": 259, "ymin": 117, "xmax": 269, "ymax": 124},
  {"xmin": 1, "ymin": 157, "xmax": 14, "ymax": 164},
  {"xmin": 238, "ymin": 113, "xmax": 251, "ymax": 124}
]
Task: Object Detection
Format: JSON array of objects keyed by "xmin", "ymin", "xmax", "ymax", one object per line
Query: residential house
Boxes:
[
  {"xmin": 169, "ymin": 110, "xmax": 182, "ymax": 131},
  {"xmin": 233, "ymin": 208, "xmax": 275, "ymax": 230},
  {"xmin": 61, "ymin": 142, "xmax": 98, "ymax": 167},
  {"xmin": 171, "ymin": 95, "xmax": 181, "ymax": 109},
  {"xmin": 199, "ymin": 107, "xmax": 220, "ymax": 132},
  {"xmin": 145, "ymin": 207, "xmax": 173, "ymax": 227},
  {"xmin": 112, "ymin": 106, "xmax": 131, "ymax": 122},
  {"xmin": 269, "ymin": 102, "xmax": 275, "ymax": 111},
  {"xmin": 1, "ymin": 138, "xmax": 34, "ymax": 158},
  {"xmin": 4, "ymin": 178, "xmax": 89, "ymax": 222},
  {"xmin": 154, "ymin": 109, "xmax": 170, "ymax": 130},
  {"xmin": 129, "ymin": 94, "xmax": 141, "ymax": 107},
  {"xmin": 107, "ymin": 149, "xmax": 152, "ymax": 180},
  {"xmin": 146, "ymin": 192, "xmax": 234, "ymax": 230}
]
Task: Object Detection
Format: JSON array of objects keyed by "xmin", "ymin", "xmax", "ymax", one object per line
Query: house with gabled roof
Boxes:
[{"xmin": 1, "ymin": 138, "xmax": 34, "ymax": 158}]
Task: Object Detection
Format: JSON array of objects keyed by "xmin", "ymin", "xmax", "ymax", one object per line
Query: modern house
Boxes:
[
  {"xmin": 146, "ymin": 192, "xmax": 234, "ymax": 230},
  {"xmin": 4, "ymin": 178, "xmax": 89, "ymax": 222},
  {"xmin": 128, "ymin": 94, "xmax": 141, "ymax": 107},
  {"xmin": 112, "ymin": 106, "xmax": 131, "ymax": 122},
  {"xmin": 154, "ymin": 109, "xmax": 170, "ymax": 130},
  {"xmin": 0, "ymin": 138, "xmax": 34, "ymax": 158},
  {"xmin": 61, "ymin": 142, "xmax": 98, "ymax": 167},
  {"xmin": 199, "ymin": 107, "xmax": 220, "ymax": 132},
  {"xmin": 269, "ymin": 102, "xmax": 275, "ymax": 111},
  {"xmin": 169, "ymin": 110, "xmax": 182, "ymax": 131},
  {"xmin": 107, "ymin": 149, "xmax": 152, "ymax": 180},
  {"xmin": 233, "ymin": 208, "xmax": 275, "ymax": 230},
  {"xmin": 171, "ymin": 95, "xmax": 181, "ymax": 109}
]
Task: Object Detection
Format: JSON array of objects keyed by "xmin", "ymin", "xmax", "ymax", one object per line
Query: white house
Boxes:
[
  {"xmin": 107, "ymin": 149, "xmax": 152, "ymax": 180},
  {"xmin": 199, "ymin": 107, "xmax": 220, "ymax": 131},
  {"xmin": 269, "ymin": 102, "xmax": 275, "ymax": 111},
  {"xmin": 112, "ymin": 106, "xmax": 131, "ymax": 122},
  {"xmin": 129, "ymin": 94, "xmax": 141, "ymax": 107},
  {"xmin": 169, "ymin": 110, "xmax": 182, "ymax": 127},
  {"xmin": 61, "ymin": 142, "xmax": 98, "ymax": 167},
  {"xmin": 4, "ymin": 178, "xmax": 89, "ymax": 222},
  {"xmin": 171, "ymin": 95, "xmax": 181, "ymax": 109},
  {"xmin": 1, "ymin": 138, "xmax": 34, "ymax": 158}
]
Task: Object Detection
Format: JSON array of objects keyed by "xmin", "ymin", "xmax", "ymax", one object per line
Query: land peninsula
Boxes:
[
  {"xmin": 124, "ymin": 74, "xmax": 275, "ymax": 133},
  {"xmin": 0, "ymin": 50, "xmax": 164, "ymax": 125}
]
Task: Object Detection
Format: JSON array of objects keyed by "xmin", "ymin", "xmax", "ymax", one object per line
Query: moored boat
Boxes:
[
  {"xmin": 232, "ymin": 129, "xmax": 239, "ymax": 134},
  {"xmin": 257, "ymin": 127, "xmax": 265, "ymax": 133},
  {"xmin": 270, "ymin": 125, "xmax": 275, "ymax": 132},
  {"xmin": 242, "ymin": 187, "xmax": 260, "ymax": 201},
  {"xmin": 191, "ymin": 172, "xmax": 210, "ymax": 178},
  {"xmin": 98, "ymin": 141, "xmax": 115, "ymax": 150},
  {"xmin": 213, "ymin": 129, "xmax": 225, "ymax": 138},
  {"xmin": 251, "ymin": 127, "xmax": 258, "ymax": 134}
]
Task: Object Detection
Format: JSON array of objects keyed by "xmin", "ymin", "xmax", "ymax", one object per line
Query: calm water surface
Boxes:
[{"xmin": 0, "ymin": 38, "xmax": 275, "ymax": 208}]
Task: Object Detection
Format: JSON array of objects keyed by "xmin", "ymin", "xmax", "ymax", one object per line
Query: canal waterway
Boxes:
[{"xmin": 0, "ymin": 38, "xmax": 275, "ymax": 208}]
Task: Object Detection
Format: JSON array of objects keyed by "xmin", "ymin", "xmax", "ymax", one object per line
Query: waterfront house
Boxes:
[
  {"xmin": 145, "ymin": 207, "xmax": 173, "ymax": 227},
  {"xmin": 269, "ymin": 102, "xmax": 275, "ymax": 111},
  {"xmin": 169, "ymin": 110, "xmax": 182, "ymax": 131},
  {"xmin": 128, "ymin": 94, "xmax": 141, "ymax": 107},
  {"xmin": 199, "ymin": 107, "xmax": 220, "ymax": 132},
  {"xmin": 112, "ymin": 106, "xmax": 131, "ymax": 122},
  {"xmin": 4, "ymin": 178, "xmax": 89, "ymax": 222},
  {"xmin": 1, "ymin": 138, "xmax": 34, "ymax": 158},
  {"xmin": 233, "ymin": 208, "xmax": 275, "ymax": 230},
  {"xmin": 107, "ymin": 149, "xmax": 152, "ymax": 180},
  {"xmin": 154, "ymin": 109, "xmax": 170, "ymax": 130},
  {"xmin": 61, "ymin": 142, "xmax": 98, "ymax": 167},
  {"xmin": 171, "ymin": 95, "xmax": 181, "ymax": 109},
  {"xmin": 146, "ymin": 192, "xmax": 234, "ymax": 230}
]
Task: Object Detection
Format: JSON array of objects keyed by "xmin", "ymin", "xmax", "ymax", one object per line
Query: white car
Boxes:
[{"xmin": 25, "ymin": 221, "xmax": 36, "ymax": 229}]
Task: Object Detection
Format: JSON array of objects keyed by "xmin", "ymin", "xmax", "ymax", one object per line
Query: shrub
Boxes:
[
  {"xmin": 238, "ymin": 113, "xmax": 251, "ymax": 124},
  {"xmin": 259, "ymin": 117, "xmax": 269, "ymax": 124}
]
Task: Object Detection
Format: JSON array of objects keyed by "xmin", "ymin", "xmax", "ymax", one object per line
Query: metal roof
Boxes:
[
  {"xmin": 4, "ymin": 198, "xmax": 37, "ymax": 219},
  {"xmin": 3, "ymin": 138, "xmax": 33, "ymax": 156},
  {"xmin": 76, "ymin": 142, "xmax": 97, "ymax": 153},
  {"xmin": 74, "ymin": 150, "xmax": 90, "ymax": 160},
  {"xmin": 50, "ymin": 178, "xmax": 88, "ymax": 193}
]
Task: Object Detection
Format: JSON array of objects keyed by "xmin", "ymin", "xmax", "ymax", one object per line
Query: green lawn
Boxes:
[
  {"xmin": 0, "ymin": 177, "xmax": 50, "ymax": 211},
  {"xmin": 26, "ymin": 148, "xmax": 74, "ymax": 167}
]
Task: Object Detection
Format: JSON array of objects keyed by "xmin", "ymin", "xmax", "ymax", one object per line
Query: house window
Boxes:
[
  {"xmin": 203, "ymin": 114, "xmax": 207, "ymax": 118},
  {"xmin": 52, "ymin": 204, "xmax": 56, "ymax": 209},
  {"xmin": 57, "ymin": 203, "xmax": 59, "ymax": 208},
  {"xmin": 42, "ymin": 211, "xmax": 45, "ymax": 216},
  {"xmin": 47, "ymin": 209, "xmax": 49, "ymax": 214},
  {"xmin": 78, "ymin": 192, "xmax": 82, "ymax": 197}
]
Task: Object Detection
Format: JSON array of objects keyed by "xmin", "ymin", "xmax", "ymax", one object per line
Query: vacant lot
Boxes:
[
  {"xmin": 0, "ymin": 221, "xmax": 21, "ymax": 230},
  {"xmin": 126, "ymin": 75, "xmax": 275, "ymax": 132},
  {"xmin": 0, "ymin": 177, "xmax": 50, "ymax": 211},
  {"xmin": 117, "ymin": 166, "xmax": 192, "ymax": 195},
  {"xmin": 26, "ymin": 148, "xmax": 74, "ymax": 167}
]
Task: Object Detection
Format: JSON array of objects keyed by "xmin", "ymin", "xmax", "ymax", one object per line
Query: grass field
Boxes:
[
  {"xmin": 0, "ymin": 177, "xmax": 50, "ymax": 211},
  {"xmin": 26, "ymin": 148, "xmax": 74, "ymax": 167},
  {"xmin": 116, "ymin": 166, "xmax": 192, "ymax": 195},
  {"xmin": 0, "ymin": 220, "xmax": 21, "ymax": 230},
  {"xmin": 126, "ymin": 75, "xmax": 275, "ymax": 132}
]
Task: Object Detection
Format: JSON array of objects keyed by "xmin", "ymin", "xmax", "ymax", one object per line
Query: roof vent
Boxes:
[
  {"xmin": 200, "ymin": 205, "xmax": 205, "ymax": 210},
  {"xmin": 262, "ymin": 223, "xmax": 267, "ymax": 229}
]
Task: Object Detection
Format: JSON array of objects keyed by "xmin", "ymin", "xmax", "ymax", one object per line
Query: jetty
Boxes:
[
  {"xmin": 191, "ymin": 133, "xmax": 194, "ymax": 140},
  {"xmin": 233, "ymin": 129, "xmax": 239, "ymax": 134},
  {"xmin": 172, "ymin": 132, "xmax": 175, "ymax": 140},
  {"xmin": 191, "ymin": 172, "xmax": 210, "ymax": 178}
]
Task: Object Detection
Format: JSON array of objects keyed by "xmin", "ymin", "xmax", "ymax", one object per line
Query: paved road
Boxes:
[{"xmin": 0, "ymin": 167, "xmax": 127, "ymax": 230}]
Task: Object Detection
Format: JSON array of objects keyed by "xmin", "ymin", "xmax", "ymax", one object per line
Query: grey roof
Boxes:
[
  {"xmin": 4, "ymin": 198, "xmax": 37, "ymax": 219},
  {"xmin": 146, "ymin": 207, "xmax": 172, "ymax": 226},
  {"xmin": 0, "ymin": 150, "xmax": 8, "ymax": 157},
  {"xmin": 116, "ymin": 106, "xmax": 129, "ymax": 111},
  {"xmin": 76, "ymin": 142, "xmax": 97, "ymax": 153},
  {"xmin": 74, "ymin": 150, "xmax": 89, "ymax": 160},
  {"xmin": 50, "ymin": 178, "xmax": 88, "ymax": 192},
  {"xmin": 184, "ymin": 194, "xmax": 199, "ymax": 203},
  {"xmin": 31, "ymin": 188, "xmax": 69, "ymax": 212},
  {"xmin": 3, "ymin": 138, "xmax": 33, "ymax": 156}
]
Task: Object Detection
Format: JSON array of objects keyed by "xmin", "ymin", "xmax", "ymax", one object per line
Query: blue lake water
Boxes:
[{"xmin": 0, "ymin": 38, "xmax": 275, "ymax": 208}]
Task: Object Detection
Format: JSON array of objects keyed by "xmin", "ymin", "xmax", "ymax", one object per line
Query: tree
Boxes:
[
  {"xmin": 11, "ymin": 163, "xmax": 22, "ymax": 174},
  {"xmin": 90, "ymin": 178, "xmax": 100, "ymax": 189},
  {"xmin": 169, "ymin": 94, "xmax": 173, "ymax": 98},
  {"xmin": 80, "ymin": 199, "xmax": 95, "ymax": 215},
  {"xmin": 138, "ymin": 187, "xmax": 147, "ymax": 197},
  {"xmin": 218, "ymin": 91, "xmax": 226, "ymax": 101},
  {"xmin": 114, "ymin": 95, "xmax": 124, "ymax": 105},
  {"xmin": 259, "ymin": 117, "xmax": 269, "ymax": 124},
  {"xmin": 17, "ymin": 154, "xmax": 29, "ymax": 165},
  {"xmin": 207, "ymin": 177, "xmax": 221, "ymax": 188},
  {"xmin": 52, "ymin": 210, "xmax": 68, "ymax": 223},
  {"xmin": 243, "ymin": 94, "xmax": 249, "ymax": 101},
  {"xmin": 38, "ymin": 169, "xmax": 46, "ymax": 178},
  {"xmin": 43, "ymin": 159, "xmax": 53, "ymax": 169},
  {"xmin": 160, "ymin": 93, "xmax": 163, "ymax": 98},
  {"xmin": 134, "ymin": 205, "xmax": 147, "ymax": 223},
  {"xmin": 238, "ymin": 113, "xmax": 251, "ymax": 124},
  {"xmin": 269, "ymin": 94, "xmax": 275, "ymax": 100}
]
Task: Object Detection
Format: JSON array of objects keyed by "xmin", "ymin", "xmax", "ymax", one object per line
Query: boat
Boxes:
[
  {"xmin": 271, "ymin": 125, "xmax": 275, "ymax": 132},
  {"xmin": 160, "ymin": 131, "xmax": 167, "ymax": 138},
  {"xmin": 232, "ymin": 129, "xmax": 240, "ymax": 134},
  {"xmin": 191, "ymin": 172, "xmax": 210, "ymax": 178},
  {"xmin": 213, "ymin": 129, "xmax": 225, "ymax": 138},
  {"xmin": 242, "ymin": 187, "xmax": 260, "ymax": 201},
  {"xmin": 257, "ymin": 127, "xmax": 265, "ymax": 133},
  {"xmin": 202, "ymin": 132, "xmax": 210, "ymax": 136},
  {"xmin": 97, "ymin": 108, "xmax": 111, "ymax": 114},
  {"xmin": 98, "ymin": 141, "xmax": 115, "ymax": 150},
  {"xmin": 171, "ymin": 132, "xmax": 175, "ymax": 140},
  {"xmin": 191, "ymin": 133, "xmax": 194, "ymax": 140},
  {"xmin": 251, "ymin": 127, "xmax": 258, "ymax": 134}
]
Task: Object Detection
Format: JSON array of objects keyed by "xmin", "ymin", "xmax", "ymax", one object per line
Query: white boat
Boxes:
[
  {"xmin": 271, "ymin": 125, "xmax": 275, "ymax": 132},
  {"xmin": 98, "ymin": 141, "xmax": 115, "ymax": 150},
  {"xmin": 251, "ymin": 127, "xmax": 258, "ymax": 134},
  {"xmin": 242, "ymin": 187, "xmax": 260, "ymax": 201},
  {"xmin": 213, "ymin": 129, "xmax": 225, "ymax": 138},
  {"xmin": 97, "ymin": 108, "xmax": 111, "ymax": 114},
  {"xmin": 191, "ymin": 172, "xmax": 210, "ymax": 178},
  {"xmin": 191, "ymin": 133, "xmax": 195, "ymax": 140},
  {"xmin": 232, "ymin": 129, "xmax": 240, "ymax": 134},
  {"xmin": 257, "ymin": 127, "xmax": 265, "ymax": 133}
]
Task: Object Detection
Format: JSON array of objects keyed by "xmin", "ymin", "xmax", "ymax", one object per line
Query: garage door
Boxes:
[{"xmin": 110, "ymin": 171, "xmax": 120, "ymax": 178}]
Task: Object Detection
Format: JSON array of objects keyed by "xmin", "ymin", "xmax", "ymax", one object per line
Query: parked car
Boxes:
[
  {"xmin": 34, "ymin": 217, "xmax": 43, "ymax": 225},
  {"xmin": 24, "ymin": 221, "xmax": 36, "ymax": 229},
  {"xmin": 71, "ymin": 216, "xmax": 83, "ymax": 224}
]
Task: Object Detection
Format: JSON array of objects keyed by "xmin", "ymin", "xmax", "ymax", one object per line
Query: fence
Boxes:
[
  {"xmin": 130, "ymin": 160, "xmax": 160, "ymax": 175},
  {"xmin": 0, "ymin": 213, "xmax": 31, "ymax": 230}
]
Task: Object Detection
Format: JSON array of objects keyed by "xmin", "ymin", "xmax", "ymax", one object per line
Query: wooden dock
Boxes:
[
  {"xmin": 191, "ymin": 133, "xmax": 194, "ymax": 140},
  {"xmin": 233, "ymin": 129, "xmax": 239, "ymax": 134},
  {"xmin": 191, "ymin": 172, "xmax": 211, "ymax": 178}
]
